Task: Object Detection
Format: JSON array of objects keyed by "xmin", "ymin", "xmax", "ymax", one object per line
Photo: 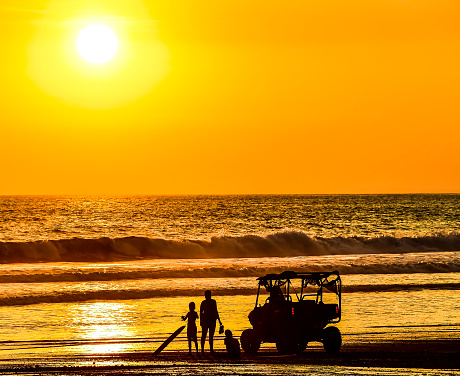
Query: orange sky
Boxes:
[{"xmin": 1, "ymin": 0, "xmax": 459, "ymax": 194}]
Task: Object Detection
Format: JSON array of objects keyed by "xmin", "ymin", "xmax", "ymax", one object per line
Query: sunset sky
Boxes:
[{"xmin": 1, "ymin": 0, "xmax": 459, "ymax": 194}]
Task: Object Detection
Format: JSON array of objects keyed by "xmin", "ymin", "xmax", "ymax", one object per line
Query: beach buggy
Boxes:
[{"xmin": 240, "ymin": 270, "xmax": 342, "ymax": 355}]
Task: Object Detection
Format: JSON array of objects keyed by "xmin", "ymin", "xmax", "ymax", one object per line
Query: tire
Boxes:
[
  {"xmin": 322, "ymin": 326, "xmax": 342, "ymax": 353},
  {"xmin": 240, "ymin": 329, "xmax": 261, "ymax": 354}
]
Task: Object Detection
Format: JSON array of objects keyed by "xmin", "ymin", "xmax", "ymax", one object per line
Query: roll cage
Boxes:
[{"xmin": 254, "ymin": 270, "xmax": 342, "ymax": 323}]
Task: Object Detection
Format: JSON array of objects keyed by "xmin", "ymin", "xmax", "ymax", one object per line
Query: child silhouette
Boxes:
[
  {"xmin": 182, "ymin": 302, "xmax": 199, "ymax": 354},
  {"xmin": 224, "ymin": 329, "xmax": 241, "ymax": 358}
]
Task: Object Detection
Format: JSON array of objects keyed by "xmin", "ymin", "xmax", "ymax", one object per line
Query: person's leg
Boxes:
[
  {"xmin": 192, "ymin": 329, "xmax": 199, "ymax": 353},
  {"xmin": 208, "ymin": 322, "xmax": 216, "ymax": 353},
  {"xmin": 201, "ymin": 326, "xmax": 208, "ymax": 352},
  {"xmin": 188, "ymin": 338, "xmax": 192, "ymax": 354}
]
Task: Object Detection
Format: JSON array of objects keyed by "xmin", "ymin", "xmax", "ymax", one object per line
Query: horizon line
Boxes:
[{"xmin": 1, "ymin": 192, "xmax": 459, "ymax": 197}]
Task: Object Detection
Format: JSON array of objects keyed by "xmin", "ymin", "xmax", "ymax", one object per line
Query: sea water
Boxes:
[{"xmin": 0, "ymin": 194, "xmax": 459, "ymax": 368}]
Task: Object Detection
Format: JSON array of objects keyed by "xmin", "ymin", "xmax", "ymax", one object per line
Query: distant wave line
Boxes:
[
  {"xmin": 1, "ymin": 283, "xmax": 458, "ymax": 307},
  {"xmin": 0, "ymin": 261, "xmax": 459, "ymax": 284}
]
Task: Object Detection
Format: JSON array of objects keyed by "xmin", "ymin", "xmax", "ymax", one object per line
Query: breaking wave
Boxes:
[{"xmin": 1, "ymin": 232, "xmax": 459, "ymax": 264}]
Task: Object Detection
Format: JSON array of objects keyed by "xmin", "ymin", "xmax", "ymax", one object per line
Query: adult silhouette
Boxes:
[{"xmin": 200, "ymin": 290, "xmax": 221, "ymax": 353}]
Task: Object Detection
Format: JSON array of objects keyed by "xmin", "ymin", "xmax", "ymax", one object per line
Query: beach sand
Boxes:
[{"xmin": 1, "ymin": 338, "xmax": 458, "ymax": 375}]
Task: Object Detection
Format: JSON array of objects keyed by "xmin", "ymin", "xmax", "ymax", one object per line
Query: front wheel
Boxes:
[
  {"xmin": 240, "ymin": 329, "xmax": 261, "ymax": 354},
  {"xmin": 322, "ymin": 326, "xmax": 342, "ymax": 353}
]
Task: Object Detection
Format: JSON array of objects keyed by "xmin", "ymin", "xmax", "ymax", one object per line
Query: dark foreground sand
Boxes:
[{"xmin": 1, "ymin": 339, "xmax": 459, "ymax": 375}]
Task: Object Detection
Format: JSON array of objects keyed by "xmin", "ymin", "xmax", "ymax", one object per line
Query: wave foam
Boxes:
[{"xmin": 1, "ymin": 232, "xmax": 459, "ymax": 264}]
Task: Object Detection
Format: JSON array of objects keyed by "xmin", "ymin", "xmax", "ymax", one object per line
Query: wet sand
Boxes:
[{"xmin": 1, "ymin": 339, "xmax": 458, "ymax": 375}]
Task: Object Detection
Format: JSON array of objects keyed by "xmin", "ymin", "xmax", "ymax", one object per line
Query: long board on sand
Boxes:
[{"xmin": 153, "ymin": 325, "xmax": 186, "ymax": 356}]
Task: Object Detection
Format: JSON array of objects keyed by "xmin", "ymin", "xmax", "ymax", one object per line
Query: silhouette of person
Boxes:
[
  {"xmin": 224, "ymin": 329, "xmax": 241, "ymax": 358},
  {"xmin": 200, "ymin": 290, "xmax": 222, "ymax": 354},
  {"xmin": 269, "ymin": 285, "xmax": 285, "ymax": 304},
  {"xmin": 182, "ymin": 302, "xmax": 199, "ymax": 354}
]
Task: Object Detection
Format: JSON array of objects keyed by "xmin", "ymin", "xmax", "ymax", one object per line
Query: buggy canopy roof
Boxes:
[
  {"xmin": 257, "ymin": 270, "xmax": 340, "ymax": 283},
  {"xmin": 257, "ymin": 270, "xmax": 341, "ymax": 296}
]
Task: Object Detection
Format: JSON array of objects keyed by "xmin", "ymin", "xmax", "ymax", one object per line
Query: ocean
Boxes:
[{"xmin": 0, "ymin": 194, "xmax": 459, "ymax": 373}]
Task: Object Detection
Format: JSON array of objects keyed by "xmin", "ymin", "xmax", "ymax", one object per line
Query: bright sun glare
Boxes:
[{"xmin": 77, "ymin": 24, "xmax": 118, "ymax": 64}]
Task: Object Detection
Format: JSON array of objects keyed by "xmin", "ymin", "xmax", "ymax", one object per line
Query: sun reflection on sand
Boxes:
[{"xmin": 71, "ymin": 302, "xmax": 137, "ymax": 354}]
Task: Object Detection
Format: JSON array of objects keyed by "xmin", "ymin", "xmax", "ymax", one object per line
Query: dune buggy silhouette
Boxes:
[{"xmin": 240, "ymin": 270, "xmax": 342, "ymax": 355}]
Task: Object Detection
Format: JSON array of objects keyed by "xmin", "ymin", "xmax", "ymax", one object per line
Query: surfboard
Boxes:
[{"xmin": 153, "ymin": 325, "xmax": 186, "ymax": 356}]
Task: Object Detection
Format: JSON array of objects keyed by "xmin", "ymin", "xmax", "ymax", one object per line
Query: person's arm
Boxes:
[
  {"xmin": 200, "ymin": 302, "xmax": 204, "ymax": 325},
  {"xmin": 214, "ymin": 300, "xmax": 222, "ymax": 325}
]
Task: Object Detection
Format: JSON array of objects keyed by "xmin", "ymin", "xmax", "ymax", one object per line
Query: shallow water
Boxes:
[{"xmin": 0, "ymin": 276, "xmax": 458, "ymax": 361}]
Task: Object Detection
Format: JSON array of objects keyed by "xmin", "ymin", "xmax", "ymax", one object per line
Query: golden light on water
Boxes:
[{"xmin": 72, "ymin": 302, "xmax": 137, "ymax": 354}]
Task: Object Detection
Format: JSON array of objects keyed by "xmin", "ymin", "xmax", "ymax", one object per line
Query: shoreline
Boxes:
[{"xmin": 1, "ymin": 339, "xmax": 458, "ymax": 374}]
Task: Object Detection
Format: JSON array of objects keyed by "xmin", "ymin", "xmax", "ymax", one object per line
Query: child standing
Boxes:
[{"xmin": 182, "ymin": 302, "xmax": 199, "ymax": 354}]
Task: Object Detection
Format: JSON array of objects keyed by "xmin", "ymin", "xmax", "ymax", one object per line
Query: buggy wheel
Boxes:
[
  {"xmin": 240, "ymin": 329, "xmax": 260, "ymax": 354},
  {"xmin": 322, "ymin": 326, "xmax": 342, "ymax": 353}
]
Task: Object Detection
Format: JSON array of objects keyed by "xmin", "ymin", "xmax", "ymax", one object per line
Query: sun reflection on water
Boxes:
[{"xmin": 70, "ymin": 302, "xmax": 137, "ymax": 354}]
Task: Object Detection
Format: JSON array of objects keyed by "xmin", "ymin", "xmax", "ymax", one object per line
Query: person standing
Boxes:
[
  {"xmin": 200, "ymin": 290, "xmax": 222, "ymax": 354},
  {"xmin": 182, "ymin": 302, "xmax": 199, "ymax": 354}
]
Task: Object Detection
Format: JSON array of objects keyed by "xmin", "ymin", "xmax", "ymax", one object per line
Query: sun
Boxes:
[
  {"xmin": 77, "ymin": 24, "xmax": 119, "ymax": 64},
  {"xmin": 29, "ymin": 2, "xmax": 171, "ymax": 109}
]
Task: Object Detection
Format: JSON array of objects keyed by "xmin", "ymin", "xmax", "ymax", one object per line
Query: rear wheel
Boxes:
[
  {"xmin": 322, "ymin": 326, "xmax": 342, "ymax": 353},
  {"xmin": 240, "ymin": 329, "xmax": 261, "ymax": 354}
]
